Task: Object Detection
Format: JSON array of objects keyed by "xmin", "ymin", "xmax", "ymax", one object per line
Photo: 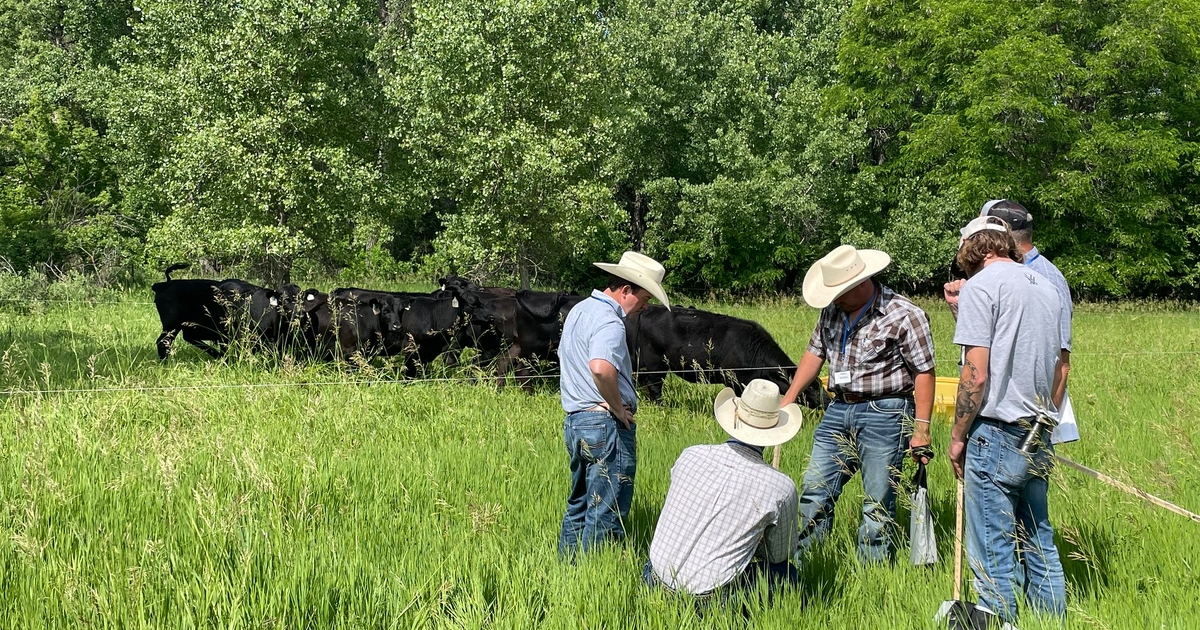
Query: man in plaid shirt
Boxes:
[
  {"xmin": 645, "ymin": 379, "xmax": 803, "ymax": 597},
  {"xmin": 782, "ymin": 245, "xmax": 936, "ymax": 563}
]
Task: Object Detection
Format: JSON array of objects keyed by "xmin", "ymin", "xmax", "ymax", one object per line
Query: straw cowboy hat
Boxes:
[
  {"xmin": 802, "ymin": 245, "xmax": 891, "ymax": 309},
  {"xmin": 594, "ymin": 251, "xmax": 671, "ymax": 310},
  {"xmin": 713, "ymin": 379, "xmax": 803, "ymax": 447}
]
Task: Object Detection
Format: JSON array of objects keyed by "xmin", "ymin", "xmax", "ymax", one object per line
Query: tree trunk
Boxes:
[
  {"xmin": 518, "ymin": 242, "xmax": 531, "ymax": 291},
  {"xmin": 614, "ymin": 181, "xmax": 647, "ymax": 251}
]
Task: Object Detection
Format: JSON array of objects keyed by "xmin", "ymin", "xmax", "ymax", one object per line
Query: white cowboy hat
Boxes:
[
  {"xmin": 713, "ymin": 379, "xmax": 803, "ymax": 447},
  {"xmin": 594, "ymin": 251, "xmax": 671, "ymax": 310},
  {"xmin": 802, "ymin": 245, "xmax": 891, "ymax": 308}
]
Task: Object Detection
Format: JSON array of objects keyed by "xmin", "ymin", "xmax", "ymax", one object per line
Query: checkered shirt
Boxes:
[
  {"xmin": 805, "ymin": 282, "xmax": 936, "ymax": 397},
  {"xmin": 648, "ymin": 442, "xmax": 798, "ymax": 595}
]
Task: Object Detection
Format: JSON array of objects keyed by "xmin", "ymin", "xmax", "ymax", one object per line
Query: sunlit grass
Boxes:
[{"xmin": 1, "ymin": 295, "xmax": 1198, "ymax": 628}]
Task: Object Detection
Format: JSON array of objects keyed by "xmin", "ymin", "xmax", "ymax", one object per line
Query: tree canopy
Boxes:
[{"xmin": 1, "ymin": 0, "xmax": 1197, "ymax": 297}]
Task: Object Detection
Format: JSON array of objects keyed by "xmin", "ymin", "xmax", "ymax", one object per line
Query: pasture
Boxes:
[{"xmin": 1, "ymin": 290, "xmax": 1199, "ymax": 629}]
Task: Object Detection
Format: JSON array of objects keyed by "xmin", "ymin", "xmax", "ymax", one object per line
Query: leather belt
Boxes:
[{"xmin": 832, "ymin": 392, "xmax": 913, "ymax": 404}]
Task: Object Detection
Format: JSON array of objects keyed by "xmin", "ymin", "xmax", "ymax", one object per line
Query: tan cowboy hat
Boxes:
[
  {"xmin": 594, "ymin": 251, "xmax": 671, "ymax": 310},
  {"xmin": 713, "ymin": 379, "xmax": 803, "ymax": 447},
  {"xmin": 802, "ymin": 245, "xmax": 891, "ymax": 308}
]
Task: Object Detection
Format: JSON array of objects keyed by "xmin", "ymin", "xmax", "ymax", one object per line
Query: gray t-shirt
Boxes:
[{"xmin": 953, "ymin": 261, "xmax": 1068, "ymax": 423}]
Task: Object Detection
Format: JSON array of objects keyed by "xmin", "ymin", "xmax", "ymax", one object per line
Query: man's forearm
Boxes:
[
  {"xmin": 913, "ymin": 370, "xmax": 935, "ymax": 423},
  {"xmin": 783, "ymin": 351, "xmax": 824, "ymax": 405},
  {"xmin": 589, "ymin": 360, "xmax": 626, "ymax": 412},
  {"xmin": 952, "ymin": 355, "xmax": 986, "ymax": 441},
  {"xmin": 1051, "ymin": 350, "xmax": 1070, "ymax": 409}
]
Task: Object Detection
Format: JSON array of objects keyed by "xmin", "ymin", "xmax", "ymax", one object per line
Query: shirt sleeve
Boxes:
[
  {"xmin": 805, "ymin": 309, "xmax": 830, "ymax": 359},
  {"xmin": 1057, "ymin": 290, "xmax": 1072, "ymax": 352},
  {"xmin": 1054, "ymin": 280, "xmax": 1073, "ymax": 352},
  {"xmin": 900, "ymin": 309, "xmax": 937, "ymax": 374},
  {"xmin": 764, "ymin": 482, "xmax": 800, "ymax": 563},
  {"xmin": 953, "ymin": 281, "xmax": 994, "ymax": 349},
  {"xmin": 587, "ymin": 319, "xmax": 627, "ymax": 369}
]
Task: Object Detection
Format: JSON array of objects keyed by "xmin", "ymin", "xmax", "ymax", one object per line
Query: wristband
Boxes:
[{"xmin": 914, "ymin": 418, "xmax": 931, "ymax": 424}]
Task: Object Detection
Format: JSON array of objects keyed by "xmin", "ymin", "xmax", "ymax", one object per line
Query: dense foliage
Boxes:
[{"xmin": 1, "ymin": 0, "xmax": 1197, "ymax": 296}]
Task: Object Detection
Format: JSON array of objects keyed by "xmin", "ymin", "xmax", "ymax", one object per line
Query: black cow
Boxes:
[
  {"xmin": 396, "ymin": 294, "xmax": 470, "ymax": 375},
  {"xmin": 439, "ymin": 275, "xmax": 517, "ymax": 298},
  {"xmin": 218, "ymin": 279, "xmax": 289, "ymax": 351},
  {"xmin": 151, "ymin": 263, "xmax": 230, "ymax": 359},
  {"xmin": 289, "ymin": 289, "xmax": 335, "ymax": 359},
  {"xmin": 329, "ymin": 295, "xmax": 401, "ymax": 360},
  {"xmin": 511, "ymin": 290, "xmax": 585, "ymax": 379},
  {"xmin": 626, "ymin": 305, "xmax": 830, "ymax": 409},
  {"xmin": 448, "ymin": 286, "xmax": 582, "ymax": 387}
]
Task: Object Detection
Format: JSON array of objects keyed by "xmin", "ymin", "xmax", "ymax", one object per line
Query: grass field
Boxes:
[{"xmin": 2, "ymin": 289, "xmax": 1199, "ymax": 629}]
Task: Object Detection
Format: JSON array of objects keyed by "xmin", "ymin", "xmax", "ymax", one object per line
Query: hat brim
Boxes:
[
  {"xmin": 801, "ymin": 250, "xmax": 890, "ymax": 309},
  {"xmin": 594, "ymin": 262, "xmax": 671, "ymax": 310},
  {"xmin": 713, "ymin": 387, "xmax": 804, "ymax": 447}
]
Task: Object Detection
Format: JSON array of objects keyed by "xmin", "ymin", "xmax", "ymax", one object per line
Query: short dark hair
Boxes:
[
  {"xmin": 605, "ymin": 272, "xmax": 645, "ymax": 294},
  {"xmin": 986, "ymin": 200, "xmax": 1033, "ymax": 245}
]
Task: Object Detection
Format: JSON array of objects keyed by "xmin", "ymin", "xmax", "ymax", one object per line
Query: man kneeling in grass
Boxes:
[{"xmin": 644, "ymin": 379, "xmax": 801, "ymax": 598}]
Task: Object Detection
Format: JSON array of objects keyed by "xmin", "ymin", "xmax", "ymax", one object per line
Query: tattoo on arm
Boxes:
[{"xmin": 953, "ymin": 358, "xmax": 985, "ymax": 436}]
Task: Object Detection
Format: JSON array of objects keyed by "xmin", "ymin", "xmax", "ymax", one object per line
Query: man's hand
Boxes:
[
  {"xmin": 612, "ymin": 405, "xmax": 634, "ymax": 430},
  {"xmin": 909, "ymin": 430, "xmax": 932, "ymax": 464},
  {"xmin": 943, "ymin": 279, "xmax": 965, "ymax": 318},
  {"xmin": 782, "ymin": 351, "xmax": 825, "ymax": 407},
  {"xmin": 948, "ymin": 437, "xmax": 967, "ymax": 479}
]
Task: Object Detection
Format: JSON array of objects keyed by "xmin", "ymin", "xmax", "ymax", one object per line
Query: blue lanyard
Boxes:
[
  {"xmin": 1024, "ymin": 251, "xmax": 1040, "ymax": 266},
  {"xmin": 840, "ymin": 287, "xmax": 875, "ymax": 354}
]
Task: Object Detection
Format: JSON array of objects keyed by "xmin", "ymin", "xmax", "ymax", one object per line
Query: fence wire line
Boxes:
[{"xmin": 0, "ymin": 364, "xmax": 801, "ymax": 397}]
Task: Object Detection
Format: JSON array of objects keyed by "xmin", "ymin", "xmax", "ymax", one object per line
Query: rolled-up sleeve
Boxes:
[{"xmin": 900, "ymin": 310, "xmax": 937, "ymax": 374}]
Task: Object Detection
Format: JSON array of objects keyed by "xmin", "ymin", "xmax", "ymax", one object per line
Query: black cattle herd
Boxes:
[{"xmin": 151, "ymin": 263, "xmax": 830, "ymax": 408}]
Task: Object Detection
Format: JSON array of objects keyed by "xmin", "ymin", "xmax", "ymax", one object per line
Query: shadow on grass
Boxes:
[{"xmin": 1056, "ymin": 522, "xmax": 1115, "ymax": 598}]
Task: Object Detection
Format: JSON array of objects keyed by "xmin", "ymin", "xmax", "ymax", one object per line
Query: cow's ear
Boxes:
[{"xmin": 371, "ymin": 300, "xmax": 380, "ymax": 315}]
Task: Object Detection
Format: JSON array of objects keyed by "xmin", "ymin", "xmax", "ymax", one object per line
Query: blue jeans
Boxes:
[
  {"xmin": 557, "ymin": 411, "xmax": 637, "ymax": 558},
  {"xmin": 965, "ymin": 419, "xmax": 1066, "ymax": 623},
  {"xmin": 797, "ymin": 397, "xmax": 912, "ymax": 563}
]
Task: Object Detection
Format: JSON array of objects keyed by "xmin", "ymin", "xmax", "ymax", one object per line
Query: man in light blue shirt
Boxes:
[{"xmin": 557, "ymin": 252, "xmax": 670, "ymax": 558}]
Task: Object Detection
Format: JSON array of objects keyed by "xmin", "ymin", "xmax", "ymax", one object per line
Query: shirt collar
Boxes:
[
  {"xmin": 590, "ymin": 289, "xmax": 626, "ymax": 319},
  {"xmin": 726, "ymin": 439, "xmax": 766, "ymax": 457}
]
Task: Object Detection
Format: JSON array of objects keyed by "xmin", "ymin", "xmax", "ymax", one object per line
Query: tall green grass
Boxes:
[{"xmin": 1, "ymin": 296, "xmax": 1198, "ymax": 628}]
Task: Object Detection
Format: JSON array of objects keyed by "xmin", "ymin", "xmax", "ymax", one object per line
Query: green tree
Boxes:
[
  {"xmin": 378, "ymin": 0, "xmax": 626, "ymax": 289},
  {"xmin": 608, "ymin": 0, "xmax": 865, "ymax": 292},
  {"xmin": 0, "ymin": 96, "xmax": 124, "ymax": 275},
  {"xmin": 108, "ymin": 0, "xmax": 399, "ymax": 285},
  {"xmin": 836, "ymin": 0, "xmax": 1200, "ymax": 297}
]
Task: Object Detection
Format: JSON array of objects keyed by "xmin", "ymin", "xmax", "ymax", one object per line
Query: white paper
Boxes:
[{"xmin": 1051, "ymin": 391, "xmax": 1079, "ymax": 444}]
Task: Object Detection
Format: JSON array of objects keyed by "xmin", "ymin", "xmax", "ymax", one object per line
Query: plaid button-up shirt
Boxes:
[
  {"xmin": 648, "ymin": 442, "xmax": 798, "ymax": 595},
  {"xmin": 806, "ymin": 281, "xmax": 936, "ymax": 397}
]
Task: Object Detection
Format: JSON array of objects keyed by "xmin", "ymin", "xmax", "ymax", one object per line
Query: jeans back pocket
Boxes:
[{"xmin": 995, "ymin": 442, "xmax": 1053, "ymax": 489}]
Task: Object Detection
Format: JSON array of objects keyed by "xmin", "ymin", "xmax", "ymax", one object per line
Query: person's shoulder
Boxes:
[
  {"xmin": 879, "ymin": 284, "xmax": 928, "ymax": 318},
  {"xmin": 763, "ymin": 465, "xmax": 798, "ymax": 496}
]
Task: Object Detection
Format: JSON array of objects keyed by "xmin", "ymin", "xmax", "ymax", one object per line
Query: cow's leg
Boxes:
[{"xmin": 156, "ymin": 328, "xmax": 179, "ymax": 360}]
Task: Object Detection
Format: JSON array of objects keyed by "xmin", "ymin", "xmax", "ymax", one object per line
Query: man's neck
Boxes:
[
  {"xmin": 1018, "ymin": 242, "xmax": 1034, "ymax": 255},
  {"xmin": 727, "ymin": 439, "xmax": 765, "ymax": 457},
  {"xmin": 980, "ymin": 254, "xmax": 1016, "ymax": 270}
]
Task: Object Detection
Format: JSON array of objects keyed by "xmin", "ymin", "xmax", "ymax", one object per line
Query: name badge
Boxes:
[{"xmin": 832, "ymin": 370, "xmax": 851, "ymax": 386}]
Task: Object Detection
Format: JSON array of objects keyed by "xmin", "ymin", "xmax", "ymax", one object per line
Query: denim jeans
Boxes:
[
  {"xmin": 557, "ymin": 411, "xmax": 637, "ymax": 558},
  {"xmin": 965, "ymin": 419, "xmax": 1066, "ymax": 623},
  {"xmin": 796, "ymin": 397, "xmax": 912, "ymax": 563}
]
